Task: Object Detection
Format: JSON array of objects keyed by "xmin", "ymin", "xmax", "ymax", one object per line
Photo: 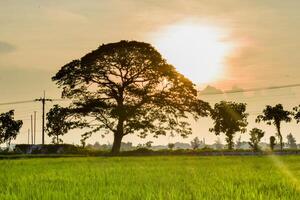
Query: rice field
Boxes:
[{"xmin": 1, "ymin": 156, "xmax": 300, "ymax": 200}]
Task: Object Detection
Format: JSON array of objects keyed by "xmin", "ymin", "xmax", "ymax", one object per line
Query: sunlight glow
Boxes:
[{"xmin": 151, "ymin": 19, "xmax": 234, "ymax": 84}]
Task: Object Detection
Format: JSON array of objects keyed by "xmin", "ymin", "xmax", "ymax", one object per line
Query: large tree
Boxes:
[
  {"xmin": 0, "ymin": 110, "xmax": 23, "ymax": 146},
  {"xmin": 256, "ymin": 104, "xmax": 292, "ymax": 150},
  {"xmin": 209, "ymin": 101, "xmax": 248, "ymax": 150},
  {"xmin": 52, "ymin": 40, "xmax": 210, "ymax": 153}
]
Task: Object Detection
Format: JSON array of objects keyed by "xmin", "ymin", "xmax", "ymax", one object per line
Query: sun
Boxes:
[{"xmin": 150, "ymin": 19, "xmax": 234, "ymax": 84}]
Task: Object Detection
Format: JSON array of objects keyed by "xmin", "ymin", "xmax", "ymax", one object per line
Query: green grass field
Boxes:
[{"xmin": 1, "ymin": 156, "xmax": 300, "ymax": 200}]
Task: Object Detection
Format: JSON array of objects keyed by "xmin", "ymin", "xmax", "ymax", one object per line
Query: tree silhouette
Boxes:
[
  {"xmin": 168, "ymin": 143, "xmax": 175, "ymax": 150},
  {"xmin": 190, "ymin": 137, "xmax": 201, "ymax": 150},
  {"xmin": 210, "ymin": 101, "xmax": 248, "ymax": 150},
  {"xmin": 52, "ymin": 40, "xmax": 210, "ymax": 153},
  {"xmin": 46, "ymin": 105, "xmax": 87, "ymax": 144},
  {"xmin": 145, "ymin": 141, "xmax": 153, "ymax": 148},
  {"xmin": 248, "ymin": 128, "xmax": 264, "ymax": 151},
  {"xmin": 0, "ymin": 110, "xmax": 23, "ymax": 146},
  {"xmin": 286, "ymin": 133, "xmax": 297, "ymax": 149},
  {"xmin": 214, "ymin": 138, "xmax": 223, "ymax": 150},
  {"xmin": 270, "ymin": 136, "xmax": 276, "ymax": 151},
  {"xmin": 256, "ymin": 104, "xmax": 292, "ymax": 150},
  {"xmin": 235, "ymin": 136, "xmax": 242, "ymax": 149}
]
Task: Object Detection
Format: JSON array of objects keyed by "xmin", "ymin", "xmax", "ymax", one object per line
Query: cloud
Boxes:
[
  {"xmin": 0, "ymin": 41, "xmax": 16, "ymax": 54},
  {"xmin": 199, "ymin": 85, "xmax": 223, "ymax": 95},
  {"xmin": 226, "ymin": 85, "xmax": 244, "ymax": 93}
]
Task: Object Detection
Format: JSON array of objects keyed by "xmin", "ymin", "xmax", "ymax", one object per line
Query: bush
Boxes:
[{"xmin": 14, "ymin": 144, "xmax": 82, "ymax": 154}]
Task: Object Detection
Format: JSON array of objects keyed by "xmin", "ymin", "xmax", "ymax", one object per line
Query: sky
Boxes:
[{"xmin": 0, "ymin": 0, "xmax": 300, "ymax": 146}]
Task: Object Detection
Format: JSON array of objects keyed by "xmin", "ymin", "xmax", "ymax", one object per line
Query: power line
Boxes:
[
  {"xmin": 0, "ymin": 92, "xmax": 68, "ymax": 145},
  {"xmin": 35, "ymin": 91, "xmax": 53, "ymax": 145},
  {"xmin": 199, "ymin": 83, "xmax": 300, "ymax": 96},
  {"xmin": 0, "ymin": 100, "xmax": 35, "ymax": 106},
  {"xmin": 0, "ymin": 83, "xmax": 298, "ymax": 106}
]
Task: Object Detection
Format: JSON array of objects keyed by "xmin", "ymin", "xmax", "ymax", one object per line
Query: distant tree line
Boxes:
[{"xmin": 209, "ymin": 102, "xmax": 299, "ymax": 151}]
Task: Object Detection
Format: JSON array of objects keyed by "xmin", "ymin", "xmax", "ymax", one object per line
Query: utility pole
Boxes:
[
  {"xmin": 28, "ymin": 129, "xmax": 30, "ymax": 144},
  {"xmin": 34, "ymin": 111, "xmax": 37, "ymax": 144},
  {"xmin": 35, "ymin": 91, "xmax": 52, "ymax": 145},
  {"xmin": 31, "ymin": 115, "xmax": 33, "ymax": 144}
]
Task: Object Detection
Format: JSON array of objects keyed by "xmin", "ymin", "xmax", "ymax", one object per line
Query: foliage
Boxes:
[
  {"xmin": 14, "ymin": 144, "xmax": 83, "ymax": 154},
  {"xmin": 286, "ymin": 133, "xmax": 297, "ymax": 149},
  {"xmin": 168, "ymin": 143, "xmax": 175, "ymax": 150},
  {"xmin": 248, "ymin": 128, "xmax": 265, "ymax": 151},
  {"xmin": 214, "ymin": 138, "xmax": 223, "ymax": 150},
  {"xmin": 52, "ymin": 40, "xmax": 210, "ymax": 153},
  {"xmin": 46, "ymin": 105, "xmax": 87, "ymax": 144},
  {"xmin": 190, "ymin": 137, "xmax": 201, "ymax": 150},
  {"xmin": 145, "ymin": 141, "xmax": 153, "ymax": 148},
  {"xmin": 235, "ymin": 136, "xmax": 242, "ymax": 149},
  {"xmin": 209, "ymin": 101, "xmax": 248, "ymax": 149},
  {"xmin": 256, "ymin": 104, "xmax": 292, "ymax": 150},
  {"xmin": 270, "ymin": 136, "xmax": 276, "ymax": 151},
  {"xmin": 293, "ymin": 105, "xmax": 300, "ymax": 123},
  {"xmin": 129, "ymin": 148, "xmax": 153, "ymax": 154},
  {"xmin": 0, "ymin": 110, "xmax": 23, "ymax": 145}
]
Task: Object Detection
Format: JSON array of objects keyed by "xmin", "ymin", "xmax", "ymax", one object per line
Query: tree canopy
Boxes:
[
  {"xmin": 52, "ymin": 40, "xmax": 210, "ymax": 153},
  {"xmin": 210, "ymin": 101, "xmax": 248, "ymax": 150}
]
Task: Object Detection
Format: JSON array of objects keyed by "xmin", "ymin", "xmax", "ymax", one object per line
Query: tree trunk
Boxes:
[
  {"xmin": 111, "ymin": 133, "xmax": 123, "ymax": 154},
  {"xmin": 276, "ymin": 123, "xmax": 283, "ymax": 150},
  {"xmin": 279, "ymin": 134, "xmax": 283, "ymax": 150},
  {"xmin": 111, "ymin": 119, "xmax": 124, "ymax": 154},
  {"xmin": 254, "ymin": 143, "xmax": 258, "ymax": 151},
  {"xmin": 226, "ymin": 132, "xmax": 234, "ymax": 150}
]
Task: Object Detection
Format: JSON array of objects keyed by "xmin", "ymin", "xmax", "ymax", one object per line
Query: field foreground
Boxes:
[{"xmin": 1, "ymin": 156, "xmax": 300, "ymax": 200}]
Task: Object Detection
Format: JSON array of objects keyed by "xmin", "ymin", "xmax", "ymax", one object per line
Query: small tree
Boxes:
[
  {"xmin": 137, "ymin": 143, "xmax": 143, "ymax": 148},
  {"xmin": 93, "ymin": 141, "xmax": 101, "ymax": 149},
  {"xmin": 145, "ymin": 141, "xmax": 153, "ymax": 148},
  {"xmin": 210, "ymin": 101, "xmax": 248, "ymax": 150},
  {"xmin": 286, "ymin": 133, "xmax": 297, "ymax": 149},
  {"xmin": 270, "ymin": 136, "xmax": 276, "ymax": 151},
  {"xmin": 214, "ymin": 138, "xmax": 223, "ymax": 150},
  {"xmin": 168, "ymin": 143, "xmax": 175, "ymax": 150},
  {"xmin": 248, "ymin": 128, "xmax": 265, "ymax": 151},
  {"xmin": 0, "ymin": 110, "xmax": 23, "ymax": 146},
  {"xmin": 256, "ymin": 104, "xmax": 292, "ymax": 150},
  {"xmin": 46, "ymin": 105, "xmax": 84, "ymax": 144},
  {"xmin": 236, "ymin": 136, "xmax": 242, "ymax": 149},
  {"xmin": 191, "ymin": 137, "xmax": 201, "ymax": 150}
]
